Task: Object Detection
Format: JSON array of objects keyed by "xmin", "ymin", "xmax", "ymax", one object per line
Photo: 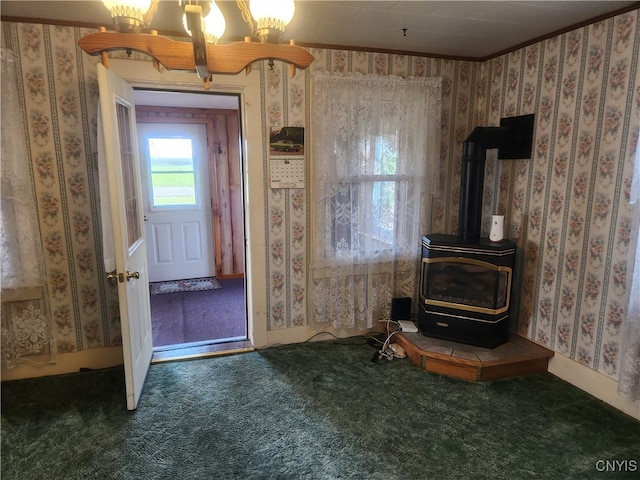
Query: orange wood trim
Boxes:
[
  {"xmin": 424, "ymin": 358, "xmax": 479, "ymax": 381},
  {"xmin": 227, "ymin": 114, "xmax": 245, "ymax": 275},
  {"xmin": 98, "ymin": 26, "xmax": 109, "ymax": 67},
  {"xmin": 296, "ymin": 41, "xmax": 480, "ymax": 62},
  {"xmin": 218, "ymin": 273, "xmax": 245, "ymax": 280},
  {"xmin": 0, "ymin": 16, "xmax": 107, "ymax": 30},
  {"xmin": 477, "ymin": 2, "xmax": 640, "ymax": 61},
  {"xmin": 415, "ymin": 347, "xmax": 481, "ymax": 368},
  {"xmin": 396, "ymin": 332, "xmax": 554, "ymax": 382},
  {"xmin": 399, "ymin": 338, "xmax": 423, "ymax": 367},
  {"xmin": 206, "ymin": 118, "xmax": 223, "ymax": 278},
  {"xmin": 479, "ymin": 350, "xmax": 554, "ymax": 368},
  {"xmin": 215, "ymin": 114, "xmax": 233, "ymax": 276},
  {"xmin": 225, "ymin": 114, "xmax": 244, "ymax": 276},
  {"xmin": 480, "ymin": 358, "xmax": 550, "ymax": 382},
  {"xmin": 77, "ymin": 31, "xmax": 314, "ymax": 74}
]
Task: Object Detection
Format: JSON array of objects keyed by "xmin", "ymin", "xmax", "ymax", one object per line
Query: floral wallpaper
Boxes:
[
  {"xmin": 1, "ymin": 23, "xmax": 121, "ymax": 356},
  {"xmin": 261, "ymin": 64, "xmax": 309, "ymax": 329},
  {"xmin": 476, "ymin": 12, "xmax": 640, "ymax": 378},
  {"xmin": 1, "ymin": 7, "xmax": 639, "ymax": 384}
]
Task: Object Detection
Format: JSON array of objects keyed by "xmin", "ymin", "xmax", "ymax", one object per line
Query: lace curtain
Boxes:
[
  {"xmin": 1, "ymin": 48, "xmax": 54, "ymax": 368},
  {"xmin": 618, "ymin": 125, "xmax": 640, "ymax": 401},
  {"xmin": 309, "ymin": 72, "xmax": 441, "ymax": 329}
]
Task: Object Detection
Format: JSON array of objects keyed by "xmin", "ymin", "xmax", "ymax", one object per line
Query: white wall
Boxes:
[{"xmin": 548, "ymin": 353, "xmax": 639, "ymax": 420}]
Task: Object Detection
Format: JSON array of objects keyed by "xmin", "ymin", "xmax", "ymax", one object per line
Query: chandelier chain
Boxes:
[{"xmin": 235, "ymin": 0, "xmax": 255, "ymax": 34}]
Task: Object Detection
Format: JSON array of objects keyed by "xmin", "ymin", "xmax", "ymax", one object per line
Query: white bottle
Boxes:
[{"xmin": 490, "ymin": 215, "xmax": 504, "ymax": 242}]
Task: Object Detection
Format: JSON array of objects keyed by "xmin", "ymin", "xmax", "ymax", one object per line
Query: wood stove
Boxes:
[
  {"xmin": 418, "ymin": 234, "xmax": 516, "ymax": 348},
  {"xmin": 418, "ymin": 114, "xmax": 533, "ymax": 348}
]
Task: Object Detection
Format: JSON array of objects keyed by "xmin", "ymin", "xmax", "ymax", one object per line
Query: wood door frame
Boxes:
[
  {"xmin": 105, "ymin": 58, "xmax": 268, "ymax": 349},
  {"xmin": 135, "ymin": 106, "xmax": 242, "ymax": 279}
]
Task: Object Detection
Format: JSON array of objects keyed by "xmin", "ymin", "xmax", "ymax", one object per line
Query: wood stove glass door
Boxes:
[{"xmin": 420, "ymin": 257, "xmax": 512, "ymax": 315}]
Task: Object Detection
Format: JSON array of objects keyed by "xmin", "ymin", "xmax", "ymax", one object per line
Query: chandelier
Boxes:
[{"xmin": 78, "ymin": 0, "xmax": 313, "ymax": 89}]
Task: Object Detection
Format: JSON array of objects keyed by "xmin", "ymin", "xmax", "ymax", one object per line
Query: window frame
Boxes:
[{"xmin": 143, "ymin": 134, "xmax": 202, "ymax": 212}]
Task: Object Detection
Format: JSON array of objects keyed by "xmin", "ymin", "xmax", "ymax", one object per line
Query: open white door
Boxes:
[
  {"xmin": 98, "ymin": 63, "xmax": 153, "ymax": 410},
  {"xmin": 137, "ymin": 122, "xmax": 215, "ymax": 283}
]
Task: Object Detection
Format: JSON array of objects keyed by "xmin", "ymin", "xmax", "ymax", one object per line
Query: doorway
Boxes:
[
  {"xmin": 138, "ymin": 122, "xmax": 215, "ymax": 282},
  {"xmin": 133, "ymin": 90, "xmax": 248, "ymax": 358}
]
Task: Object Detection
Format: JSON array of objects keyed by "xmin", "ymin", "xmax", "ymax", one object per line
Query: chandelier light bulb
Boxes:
[
  {"xmin": 183, "ymin": 1, "xmax": 225, "ymax": 44},
  {"xmin": 203, "ymin": 2, "xmax": 226, "ymax": 43},
  {"xmin": 249, "ymin": 0, "xmax": 295, "ymax": 43},
  {"xmin": 102, "ymin": 0, "xmax": 152, "ymax": 32}
]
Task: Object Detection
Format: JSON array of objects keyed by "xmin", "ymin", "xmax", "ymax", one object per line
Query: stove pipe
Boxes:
[
  {"xmin": 457, "ymin": 115, "xmax": 534, "ymax": 242},
  {"xmin": 458, "ymin": 138, "xmax": 488, "ymax": 242}
]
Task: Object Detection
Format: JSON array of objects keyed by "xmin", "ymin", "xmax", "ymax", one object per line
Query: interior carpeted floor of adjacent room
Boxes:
[
  {"xmin": 150, "ymin": 277, "xmax": 246, "ymax": 347},
  {"xmin": 2, "ymin": 338, "xmax": 639, "ymax": 480}
]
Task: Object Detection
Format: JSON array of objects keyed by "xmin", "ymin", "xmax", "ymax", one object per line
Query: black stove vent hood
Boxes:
[{"xmin": 458, "ymin": 114, "xmax": 534, "ymax": 242}]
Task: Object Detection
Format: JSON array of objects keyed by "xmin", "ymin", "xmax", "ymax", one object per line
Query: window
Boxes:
[
  {"xmin": 147, "ymin": 137, "xmax": 197, "ymax": 207},
  {"xmin": 0, "ymin": 49, "xmax": 47, "ymax": 290},
  {"xmin": 309, "ymin": 72, "xmax": 441, "ymax": 328},
  {"xmin": 618, "ymin": 123, "xmax": 640, "ymax": 400},
  {"xmin": 1, "ymin": 48, "xmax": 53, "ymax": 368},
  {"xmin": 332, "ymin": 135, "xmax": 403, "ymax": 254}
]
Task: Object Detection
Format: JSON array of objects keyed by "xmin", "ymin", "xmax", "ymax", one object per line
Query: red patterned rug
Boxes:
[{"xmin": 150, "ymin": 277, "xmax": 222, "ymax": 295}]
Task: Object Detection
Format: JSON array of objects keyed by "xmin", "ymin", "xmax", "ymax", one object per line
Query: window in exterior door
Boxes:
[
  {"xmin": 116, "ymin": 102, "xmax": 142, "ymax": 248},
  {"xmin": 147, "ymin": 137, "xmax": 197, "ymax": 207}
]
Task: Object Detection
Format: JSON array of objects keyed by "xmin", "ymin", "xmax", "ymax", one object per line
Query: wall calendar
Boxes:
[
  {"xmin": 268, "ymin": 126, "xmax": 305, "ymax": 189},
  {"xmin": 270, "ymin": 157, "xmax": 305, "ymax": 189}
]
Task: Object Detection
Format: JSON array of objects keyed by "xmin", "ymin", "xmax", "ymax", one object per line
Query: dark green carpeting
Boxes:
[{"xmin": 2, "ymin": 338, "xmax": 639, "ymax": 479}]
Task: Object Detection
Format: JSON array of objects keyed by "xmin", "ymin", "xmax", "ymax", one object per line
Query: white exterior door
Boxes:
[
  {"xmin": 137, "ymin": 123, "xmax": 215, "ymax": 283},
  {"xmin": 98, "ymin": 64, "xmax": 153, "ymax": 411}
]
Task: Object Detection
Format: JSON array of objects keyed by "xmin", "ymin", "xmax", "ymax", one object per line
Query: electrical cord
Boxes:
[
  {"xmin": 261, "ymin": 331, "xmax": 369, "ymax": 349},
  {"xmin": 371, "ymin": 319, "xmax": 406, "ymax": 362},
  {"xmin": 257, "ymin": 320, "xmax": 407, "ymax": 363}
]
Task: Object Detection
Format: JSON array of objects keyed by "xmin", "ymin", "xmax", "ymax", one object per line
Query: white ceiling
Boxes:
[
  {"xmin": 1, "ymin": 1, "xmax": 637, "ymax": 59},
  {"xmin": 133, "ymin": 89, "xmax": 239, "ymax": 108}
]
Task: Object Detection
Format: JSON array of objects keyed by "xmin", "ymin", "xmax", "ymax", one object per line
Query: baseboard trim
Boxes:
[
  {"xmin": 548, "ymin": 352, "xmax": 639, "ymax": 421},
  {"xmin": 261, "ymin": 325, "xmax": 382, "ymax": 349},
  {"xmin": 1, "ymin": 347, "xmax": 124, "ymax": 381}
]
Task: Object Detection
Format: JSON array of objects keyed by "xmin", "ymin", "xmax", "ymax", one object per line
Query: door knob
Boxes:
[
  {"xmin": 126, "ymin": 271, "xmax": 140, "ymax": 281},
  {"xmin": 106, "ymin": 270, "xmax": 118, "ymax": 281}
]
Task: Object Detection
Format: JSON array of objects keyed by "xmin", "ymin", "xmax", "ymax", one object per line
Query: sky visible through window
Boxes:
[{"xmin": 148, "ymin": 137, "xmax": 197, "ymax": 207}]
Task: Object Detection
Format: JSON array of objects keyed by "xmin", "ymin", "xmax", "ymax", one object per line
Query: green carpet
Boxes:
[{"xmin": 2, "ymin": 338, "xmax": 639, "ymax": 479}]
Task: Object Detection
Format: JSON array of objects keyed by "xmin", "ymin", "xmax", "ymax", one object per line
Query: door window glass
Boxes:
[
  {"xmin": 147, "ymin": 137, "xmax": 197, "ymax": 207},
  {"xmin": 116, "ymin": 102, "xmax": 142, "ymax": 247}
]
